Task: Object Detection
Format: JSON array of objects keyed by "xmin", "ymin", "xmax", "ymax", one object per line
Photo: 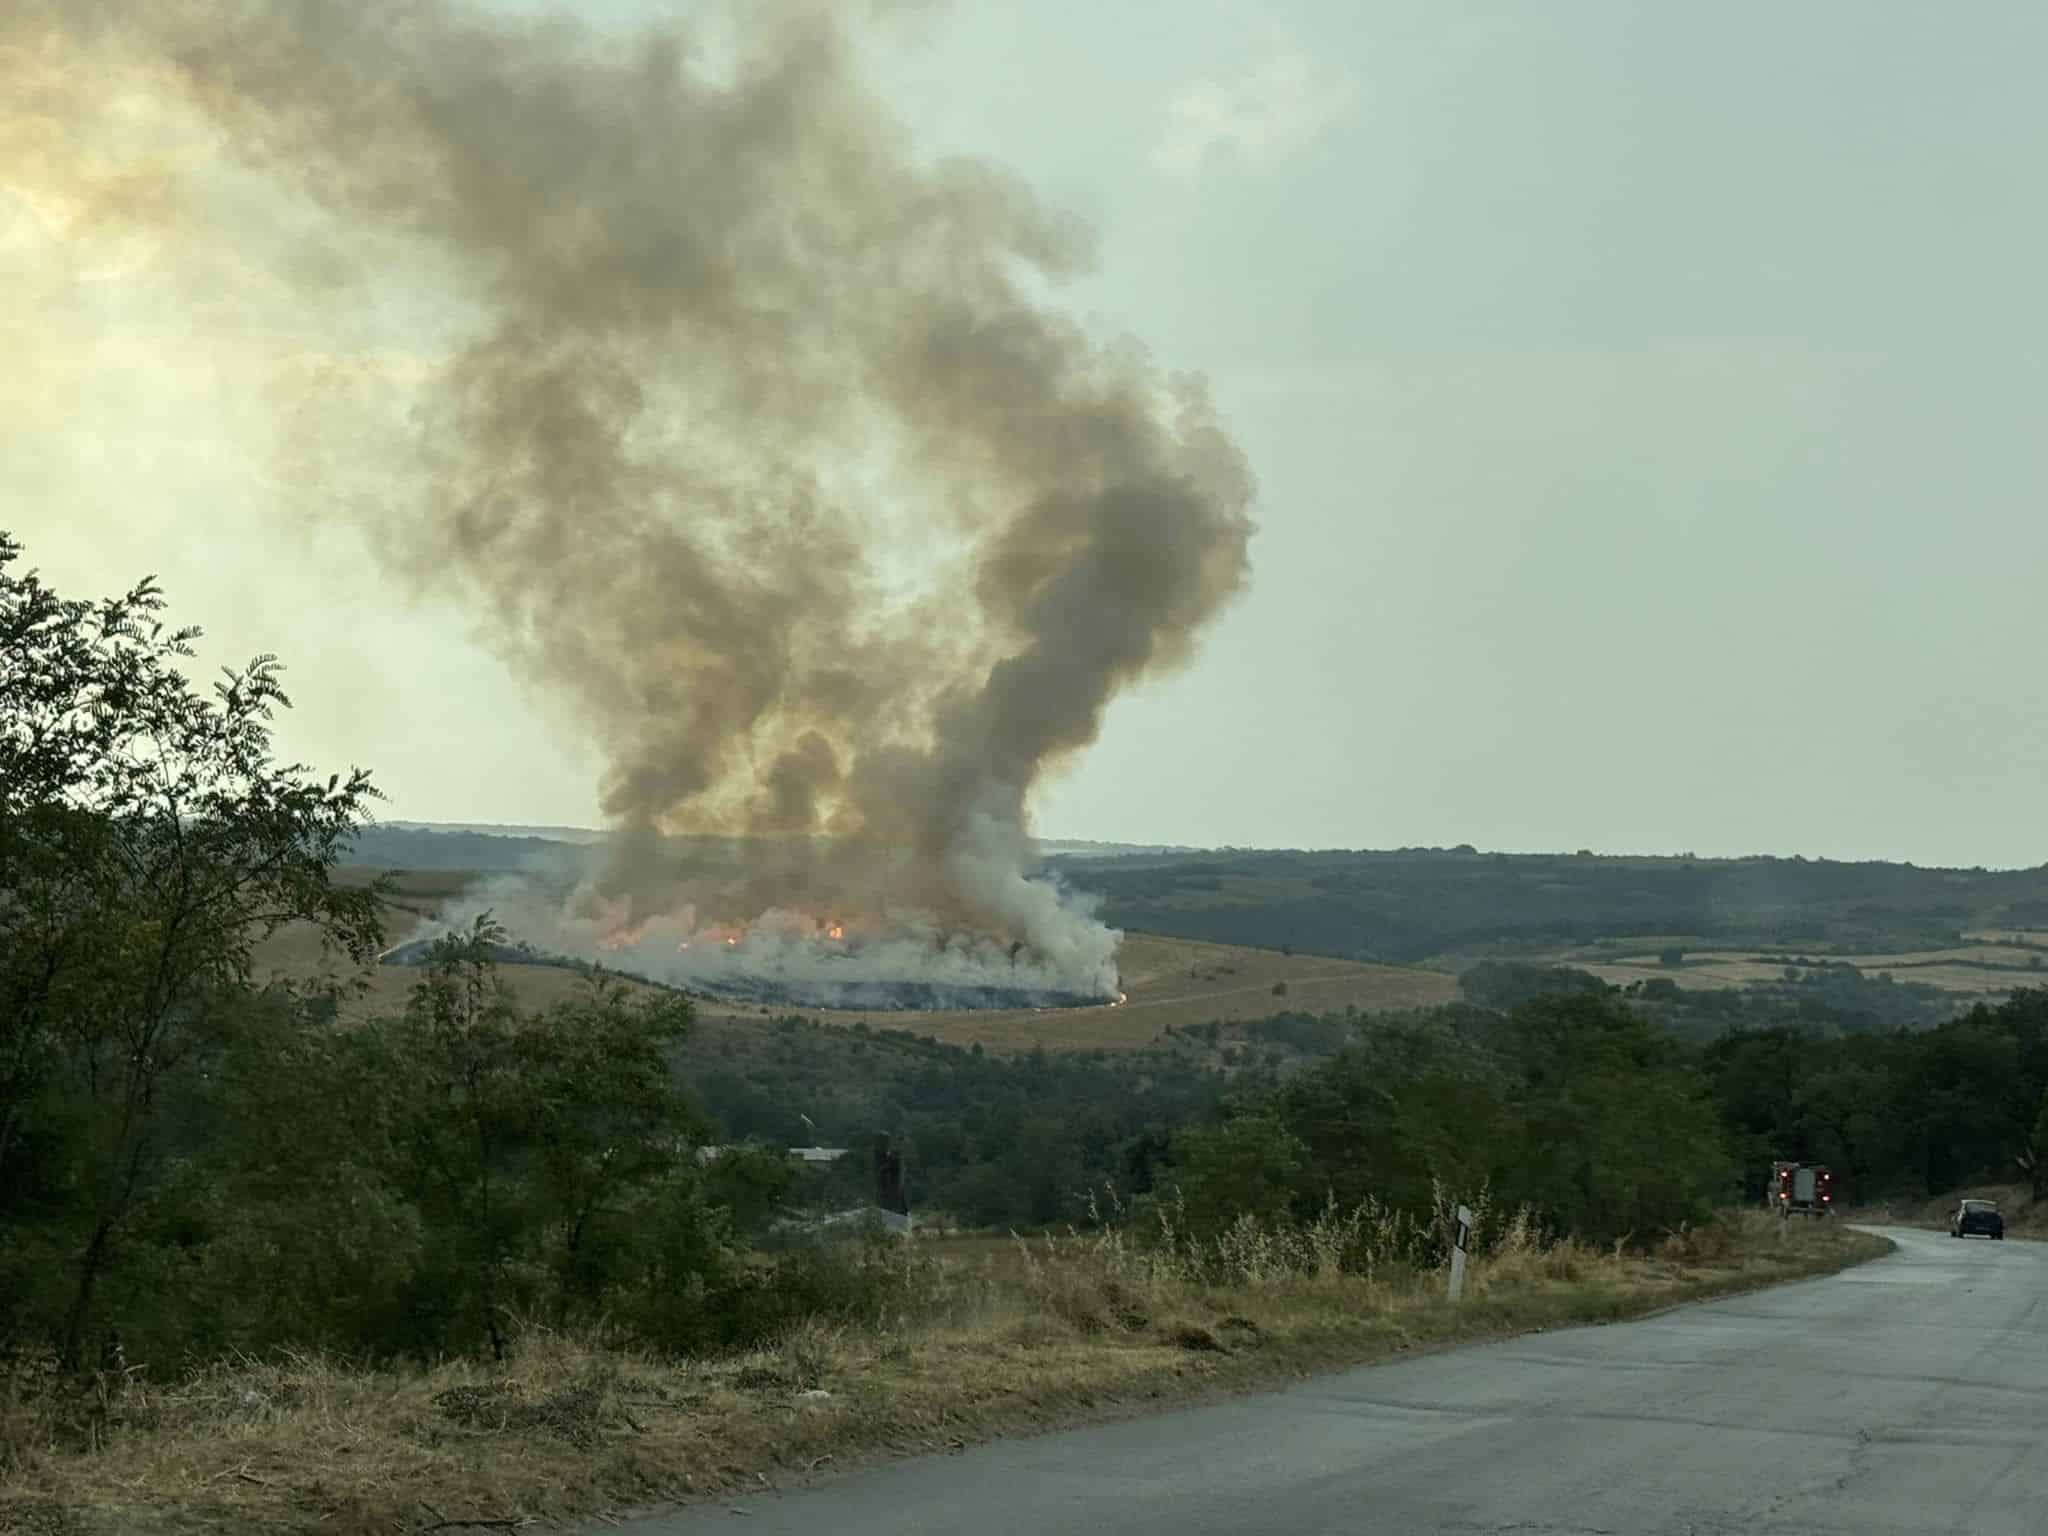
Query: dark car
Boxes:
[{"xmin": 1950, "ymin": 1199, "xmax": 2005, "ymax": 1240}]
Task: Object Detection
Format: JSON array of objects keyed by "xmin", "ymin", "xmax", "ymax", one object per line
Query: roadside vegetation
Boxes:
[{"xmin": 3, "ymin": 1206, "xmax": 1880, "ymax": 1535}]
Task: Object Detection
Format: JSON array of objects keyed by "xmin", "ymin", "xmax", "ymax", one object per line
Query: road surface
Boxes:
[{"xmin": 627, "ymin": 1228, "xmax": 2048, "ymax": 1534}]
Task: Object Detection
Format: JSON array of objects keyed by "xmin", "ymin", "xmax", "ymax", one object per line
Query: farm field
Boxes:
[
  {"xmin": 696, "ymin": 932, "xmax": 1459, "ymax": 1051},
  {"xmin": 1572, "ymin": 958, "xmax": 2024, "ymax": 996},
  {"xmin": 1562, "ymin": 942, "xmax": 2046, "ymax": 997},
  {"xmin": 1963, "ymin": 929, "xmax": 2048, "ymax": 949},
  {"xmin": 1592, "ymin": 943, "xmax": 2044, "ymax": 969},
  {"xmin": 252, "ymin": 911, "xmax": 661, "ymax": 1022},
  {"xmin": 256, "ymin": 874, "xmax": 1458, "ymax": 1048}
]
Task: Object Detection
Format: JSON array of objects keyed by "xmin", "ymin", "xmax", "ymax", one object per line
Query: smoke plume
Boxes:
[{"xmin": 3, "ymin": 1, "xmax": 1254, "ymax": 995}]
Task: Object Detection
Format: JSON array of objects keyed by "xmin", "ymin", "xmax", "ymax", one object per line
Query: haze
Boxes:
[{"xmin": 7, "ymin": 0, "xmax": 2044, "ymax": 869}]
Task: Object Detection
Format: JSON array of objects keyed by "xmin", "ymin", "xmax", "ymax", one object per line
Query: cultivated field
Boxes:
[
  {"xmin": 1963, "ymin": 929, "xmax": 2048, "ymax": 950},
  {"xmin": 1549, "ymin": 941, "xmax": 2048, "ymax": 997}
]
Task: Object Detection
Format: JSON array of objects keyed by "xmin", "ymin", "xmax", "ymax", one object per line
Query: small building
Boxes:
[
  {"xmin": 790, "ymin": 1146, "xmax": 851, "ymax": 1165},
  {"xmin": 695, "ymin": 1144, "xmax": 850, "ymax": 1165}
]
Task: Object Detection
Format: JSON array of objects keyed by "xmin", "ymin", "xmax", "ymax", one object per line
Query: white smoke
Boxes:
[{"xmin": 403, "ymin": 866, "xmax": 1121, "ymax": 1009}]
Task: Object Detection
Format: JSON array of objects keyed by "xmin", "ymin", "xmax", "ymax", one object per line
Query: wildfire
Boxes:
[
  {"xmin": 647, "ymin": 916, "xmax": 858, "ymax": 953},
  {"xmin": 401, "ymin": 899, "xmax": 1121, "ymax": 1014},
  {"xmin": 682, "ymin": 922, "xmax": 748, "ymax": 950}
]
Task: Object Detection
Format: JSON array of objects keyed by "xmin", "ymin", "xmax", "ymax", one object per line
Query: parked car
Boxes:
[{"xmin": 1950, "ymin": 1199, "xmax": 2005, "ymax": 1240}]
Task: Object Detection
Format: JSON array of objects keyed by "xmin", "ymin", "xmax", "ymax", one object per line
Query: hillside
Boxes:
[
  {"xmin": 693, "ymin": 932, "xmax": 1454, "ymax": 1050},
  {"xmin": 1057, "ymin": 846, "xmax": 2048, "ymax": 965},
  {"xmin": 316, "ymin": 830, "xmax": 2048, "ymax": 1038},
  {"xmin": 352, "ymin": 826, "xmax": 2048, "ymax": 972},
  {"xmin": 259, "ymin": 887, "xmax": 1455, "ymax": 1049}
]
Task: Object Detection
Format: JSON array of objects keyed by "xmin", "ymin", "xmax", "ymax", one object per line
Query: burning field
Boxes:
[
  {"xmin": 248, "ymin": 865, "xmax": 1459, "ymax": 1050},
  {"xmin": 359, "ymin": 922, "xmax": 1449, "ymax": 1049},
  {"xmin": 323, "ymin": 867, "xmax": 1455, "ymax": 1053},
  {"xmin": 379, "ymin": 891, "xmax": 1123, "ymax": 1013}
]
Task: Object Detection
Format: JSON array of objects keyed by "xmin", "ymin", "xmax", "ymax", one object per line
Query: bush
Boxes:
[{"xmin": 634, "ymin": 1235, "xmax": 960, "ymax": 1357}]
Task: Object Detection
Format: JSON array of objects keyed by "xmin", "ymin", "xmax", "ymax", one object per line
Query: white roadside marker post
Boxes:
[{"xmin": 1448, "ymin": 1204, "xmax": 1473, "ymax": 1303}]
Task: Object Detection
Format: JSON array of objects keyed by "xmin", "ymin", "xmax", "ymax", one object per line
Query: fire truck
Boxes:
[{"xmin": 1770, "ymin": 1161, "xmax": 1834, "ymax": 1218}]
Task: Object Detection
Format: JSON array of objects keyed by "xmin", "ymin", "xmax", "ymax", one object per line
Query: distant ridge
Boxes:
[
  {"xmin": 365, "ymin": 823, "xmax": 1206, "ymax": 861},
  {"xmin": 382, "ymin": 820, "xmax": 607, "ymax": 844},
  {"xmin": 1038, "ymin": 838, "xmax": 1206, "ymax": 859},
  {"xmin": 346, "ymin": 824, "xmax": 591, "ymax": 873}
]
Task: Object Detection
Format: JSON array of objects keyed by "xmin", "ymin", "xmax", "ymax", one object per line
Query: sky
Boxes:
[{"xmin": 7, "ymin": 0, "xmax": 2047, "ymax": 867}]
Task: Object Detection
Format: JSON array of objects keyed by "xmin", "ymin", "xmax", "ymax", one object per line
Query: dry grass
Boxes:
[
  {"xmin": 250, "ymin": 927, "xmax": 662, "ymax": 1025},
  {"xmin": 699, "ymin": 935, "xmax": 1458, "ymax": 1053},
  {"xmin": 258, "ymin": 912, "xmax": 1457, "ymax": 1052},
  {"xmin": 1851, "ymin": 965, "xmax": 2029, "ymax": 994},
  {"xmin": 0, "ymin": 1209, "xmax": 1885, "ymax": 1536},
  {"xmin": 1570, "ymin": 958, "xmax": 1786, "ymax": 991},
  {"xmin": 1802, "ymin": 945, "xmax": 2039, "ymax": 968},
  {"xmin": 1963, "ymin": 930, "xmax": 2048, "ymax": 950}
]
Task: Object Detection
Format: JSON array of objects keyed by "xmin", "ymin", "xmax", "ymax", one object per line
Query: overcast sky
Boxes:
[{"xmin": 8, "ymin": 1, "xmax": 2047, "ymax": 866}]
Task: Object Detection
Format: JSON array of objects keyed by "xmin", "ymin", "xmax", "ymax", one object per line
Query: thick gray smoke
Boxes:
[{"xmin": 7, "ymin": 0, "xmax": 1254, "ymax": 996}]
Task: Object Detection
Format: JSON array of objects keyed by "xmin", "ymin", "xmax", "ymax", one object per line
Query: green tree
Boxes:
[
  {"xmin": 89, "ymin": 992, "xmax": 431, "ymax": 1364},
  {"xmin": 99, "ymin": 925, "xmax": 720, "ymax": 1365},
  {"xmin": 374, "ymin": 916, "xmax": 702, "ymax": 1356},
  {"xmin": 1259, "ymin": 1016, "xmax": 1509, "ymax": 1220},
  {"xmin": 1460, "ymin": 961, "xmax": 1609, "ymax": 1012},
  {"xmin": 0, "ymin": 533, "xmax": 382, "ymax": 1365},
  {"xmin": 1172, "ymin": 1110, "xmax": 1306, "ymax": 1234},
  {"xmin": 1497, "ymin": 994, "xmax": 1732, "ymax": 1240},
  {"xmin": 2025, "ymin": 1089, "xmax": 2048, "ymax": 1201},
  {"xmin": 520, "ymin": 971, "xmax": 704, "ymax": 1326},
  {"xmin": 703, "ymin": 1145, "xmax": 801, "ymax": 1238}
]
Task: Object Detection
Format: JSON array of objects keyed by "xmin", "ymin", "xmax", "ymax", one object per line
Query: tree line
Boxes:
[
  {"xmin": 0, "ymin": 536, "xmax": 840, "ymax": 1371},
  {"xmin": 1065, "ymin": 845, "xmax": 2047, "ymax": 963}
]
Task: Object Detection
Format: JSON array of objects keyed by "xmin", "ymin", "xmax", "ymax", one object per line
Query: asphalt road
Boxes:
[{"xmin": 629, "ymin": 1227, "xmax": 2048, "ymax": 1535}]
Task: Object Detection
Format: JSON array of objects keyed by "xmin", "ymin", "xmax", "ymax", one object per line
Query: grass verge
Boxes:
[{"xmin": 0, "ymin": 1211, "xmax": 1887, "ymax": 1535}]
